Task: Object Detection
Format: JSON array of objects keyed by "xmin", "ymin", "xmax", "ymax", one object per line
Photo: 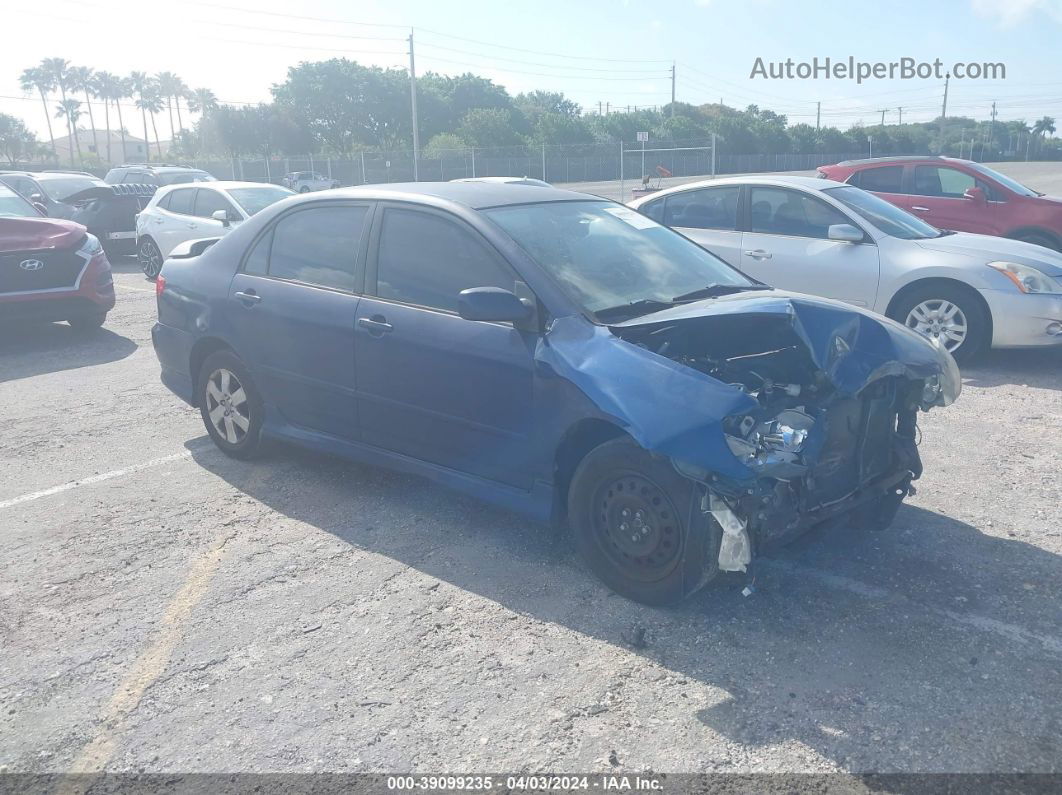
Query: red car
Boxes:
[
  {"xmin": 817, "ymin": 156, "xmax": 1062, "ymax": 251},
  {"xmin": 0, "ymin": 183, "xmax": 114, "ymax": 329}
]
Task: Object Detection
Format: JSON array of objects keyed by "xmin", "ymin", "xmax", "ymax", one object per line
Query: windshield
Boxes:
[
  {"xmin": 964, "ymin": 162, "xmax": 1040, "ymax": 197},
  {"xmin": 37, "ymin": 176, "xmax": 104, "ymax": 201},
  {"xmin": 0, "ymin": 187, "xmax": 39, "ymax": 217},
  {"xmin": 485, "ymin": 200, "xmax": 756, "ymax": 318},
  {"xmin": 159, "ymin": 171, "xmax": 216, "ymax": 185},
  {"xmin": 825, "ymin": 186, "xmax": 943, "ymax": 240},
  {"xmin": 228, "ymin": 186, "xmax": 294, "ymax": 215}
]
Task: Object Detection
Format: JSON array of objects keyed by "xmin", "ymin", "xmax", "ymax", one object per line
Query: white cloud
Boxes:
[{"xmin": 971, "ymin": 0, "xmax": 1062, "ymax": 27}]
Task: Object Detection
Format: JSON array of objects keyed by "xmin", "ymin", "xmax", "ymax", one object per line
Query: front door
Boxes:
[
  {"xmin": 354, "ymin": 204, "xmax": 536, "ymax": 489},
  {"xmin": 740, "ymin": 186, "xmax": 880, "ymax": 307},
  {"xmin": 906, "ymin": 165, "xmax": 1002, "ymax": 235},
  {"xmin": 226, "ymin": 202, "xmax": 371, "ymax": 440}
]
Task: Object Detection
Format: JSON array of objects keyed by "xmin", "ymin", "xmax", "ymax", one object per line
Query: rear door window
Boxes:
[
  {"xmin": 266, "ymin": 205, "xmax": 368, "ymax": 292},
  {"xmin": 663, "ymin": 186, "xmax": 741, "ymax": 230},
  {"xmin": 165, "ymin": 188, "xmax": 196, "ymax": 215},
  {"xmin": 851, "ymin": 165, "xmax": 904, "ymax": 193}
]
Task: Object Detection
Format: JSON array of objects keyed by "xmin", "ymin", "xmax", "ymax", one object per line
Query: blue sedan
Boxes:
[{"xmin": 152, "ymin": 182, "xmax": 959, "ymax": 605}]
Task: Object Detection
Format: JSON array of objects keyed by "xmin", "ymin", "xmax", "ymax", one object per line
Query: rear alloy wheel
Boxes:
[
  {"xmin": 198, "ymin": 351, "xmax": 265, "ymax": 459},
  {"xmin": 891, "ymin": 284, "xmax": 989, "ymax": 363},
  {"xmin": 138, "ymin": 237, "xmax": 163, "ymax": 280},
  {"xmin": 568, "ymin": 437, "xmax": 719, "ymax": 606}
]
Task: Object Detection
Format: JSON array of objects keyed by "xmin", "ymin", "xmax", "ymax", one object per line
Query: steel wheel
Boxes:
[
  {"xmin": 204, "ymin": 367, "xmax": 250, "ymax": 445},
  {"xmin": 138, "ymin": 238, "xmax": 163, "ymax": 279},
  {"xmin": 904, "ymin": 299, "xmax": 968, "ymax": 353},
  {"xmin": 592, "ymin": 471, "xmax": 683, "ymax": 583}
]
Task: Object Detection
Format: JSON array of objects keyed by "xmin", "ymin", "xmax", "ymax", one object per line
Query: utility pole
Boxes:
[
  {"xmin": 598, "ymin": 101, "xmax": 603, "ymax": 116},
  {"xmin": 408, "ymin": 30, "xmax": 420, "ymax": 181},
  {"xmin": 878, "ymin": 108, "xmax": 888, "ymax": 126},
  {"xmin": 897, "ymin": 106, "xmax": 903, "ymax": 125},
  {"xmin": 670, "ymin": 63, "xmax": 676, "ymax": 117},
  {"xmin": 815, "ymin": 101, "xmax": 821, "ymax": 130},
  {"xmin": 990, "ymin": 100, "xmax": 998, "ymax": 155},
  {"xmin": 606, "ymin": 102, "xmax": 610, "ymax": 115},
  {"xmin": 939, "ymin": 74, "xmax": 949, "ymax": 151}
]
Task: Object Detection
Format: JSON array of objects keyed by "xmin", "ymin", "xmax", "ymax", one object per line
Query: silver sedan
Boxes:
[{"xmin": 629, "ymin": 175, "xmax": 1062, "ymax": 362}]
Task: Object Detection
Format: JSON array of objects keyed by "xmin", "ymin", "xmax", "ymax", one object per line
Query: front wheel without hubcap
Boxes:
[
  {"xmin": 138, "ymin": 237, "xmax": 163, "ymax": 280},
  {"xmin": 568, "ymin": 437, "xmax": 719, "ymax": 606},
  {"xmin": 198, "ymin": 351, "xmax": 265, "ymax": 459}
]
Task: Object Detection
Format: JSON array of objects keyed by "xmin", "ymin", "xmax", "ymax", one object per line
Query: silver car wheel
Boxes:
[
  {"xmin": 905, "ymin": 299, "xmax": 968, "ymax": 352},
  {"xmin": 205, "ymin": 367, "xmax": 250, "ymax": 444},
  {"xmin": 139, "ymin": 239, "xmax": 163, "ymax": 279}
]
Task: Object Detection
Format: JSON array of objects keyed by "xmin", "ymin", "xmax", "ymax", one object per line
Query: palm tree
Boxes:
[
  {"xmin": 114, "ymin": 77, "xmax": 133, "ymax": 162},
  {"xmin": 173, "ymin": 76, "xmax": 190, "ymax": 132},
  {"xmin": 137, "ymin": 83, "xmax": 165, "ymax": 159},
  {"xmin": 19, "ymin": 66, "xmax": 57, "ymax": 159},
  {"xmin": 129, "ymin": 71, "xmax": 153, "ymax": 162},
  {"xmin": 55, "ymin": 98, "xmax": 82, "ymax": 166},
  {"xmin": 156, "ymin": 71, "xmax": 179, "ymax": 143},
  {"xmin": 40, "ymin": 58, "xmax": 72, "ymax": 154},
  {"xmin": 187, "ymin": 87, "xmax": 218, "ymax": 117},
  {"xmin": 1033, "ymin": 116, "xmax": 1056, "ymax": 139},
  {"xmin": 68, "ymin": 66, "xmax": 99, "ymax": 159},
  {"xmin": 93, "ymin": 71, "xmax": 121, "ymax": 163}
]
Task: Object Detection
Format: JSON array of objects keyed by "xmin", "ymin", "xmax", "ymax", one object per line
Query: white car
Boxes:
[
  {"xmin": 282, "ymin": 171, "xmax": 339, "ymax": 192},
  {"xmin": 136, "ymin": 181, "xmax": 294, "ymax": 278},
  {"xmin": 629, "ymin": 175, "xmax": 1062, "ymax": 361}
]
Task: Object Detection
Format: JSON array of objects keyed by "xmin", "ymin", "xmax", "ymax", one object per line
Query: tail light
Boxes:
[{"xmin": 156, "ymin": 274, "xmax": 166, "ymax": 298}]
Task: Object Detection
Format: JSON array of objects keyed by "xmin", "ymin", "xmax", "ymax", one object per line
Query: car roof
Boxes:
[
  {"xmin": 832, "ymin": 155, "xmax": 972, "ymax": 167},
  {"xmin": 629, "ymin": 174, "xmax": 846, "ymax": 204},
  {"xmin": 317, "ymin": 181, "xmax": 596, "ymax": 209},
  {"xmin": 160, "ymin": 180, "xmax": 281, "ymax": 192},
  {"xmin": 30, "ymin": 171, "xmax": 102, "ymax": 180}
]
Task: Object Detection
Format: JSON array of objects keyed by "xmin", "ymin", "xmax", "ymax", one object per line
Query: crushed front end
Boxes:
[{"xmin": 544, "ymin": 292, "xmax": 960, "ymax": 574}]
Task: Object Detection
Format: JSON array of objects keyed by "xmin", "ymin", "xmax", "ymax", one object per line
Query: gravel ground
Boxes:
[{"xmin": 1, "ymin": 198, "xmax": 1061, "ymax": 778}]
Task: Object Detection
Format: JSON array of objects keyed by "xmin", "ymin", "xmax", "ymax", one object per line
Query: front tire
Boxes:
[
  {"xmin": 568, "ymin": 437, "xmax": 719, "ymax": 606},
  {"xmin": 138, "ymin": 237, "xmax": 163, "ymax": 280},
  {"xmin": 889, "ymin": 283, "xmax": 989, "ymax": 364},
  {"xmin": 1013, "ymin": 232, "xmax": 1060, "ymax": 252},
  {"xmin": 198, "ymin": 351, "xmax": 266, "ymax": 459},
  {"xmin": 299, "ymin": 186, "xmax": 311, "ymax": 193}
]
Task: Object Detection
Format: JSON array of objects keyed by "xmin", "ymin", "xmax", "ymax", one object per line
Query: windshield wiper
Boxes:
[
  {"xmin": 671, "ymin": 283, "xmax": 770, "ymax": 303},
  {"xmin": 594, "ymin": 298, "xmax": 674, "ymax": 320}
]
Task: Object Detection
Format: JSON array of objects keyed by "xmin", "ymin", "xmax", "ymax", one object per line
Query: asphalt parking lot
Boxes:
[{"xmin": 2, "ymin": 178, "xmax": 1062, "ymax": 778}]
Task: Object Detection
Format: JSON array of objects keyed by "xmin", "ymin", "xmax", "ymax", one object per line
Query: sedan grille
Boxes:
[{"xmin": 0, "ymin": 248, "xmax": 86, "ymax": 294}]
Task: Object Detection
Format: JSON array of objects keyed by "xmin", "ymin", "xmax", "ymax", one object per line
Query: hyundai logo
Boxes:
[{"xmin": 19, "ymin": 259, "xmax": 44, "ymax": 271}]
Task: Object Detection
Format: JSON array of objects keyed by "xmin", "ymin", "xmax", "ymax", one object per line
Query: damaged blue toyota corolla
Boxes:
[{"xmin": 152, "ymin": 183, "xmax": 960, "ymax": 605}]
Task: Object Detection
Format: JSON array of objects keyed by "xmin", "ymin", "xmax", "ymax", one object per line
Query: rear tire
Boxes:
[
  {"xmin": 198, "ymin": 351, "xmax": 266, "ymax": 460},
  {"xmin": 299, "ymin": 186, "xmax": 310, "ymax": 193},
  {"xmin": 1013, "ymin": 232, "xmax": 1060, "ymax": 252},
  {"xmin": 568, "ymin": 437, "xmax": 719, "ymax": 606},
  {"xmin": 888, "ymin": 283, "xmax": 989, "ymax": 364},
  {"xmin": 138, "ymin": 237, "xmax": 163, "ymax": 280},
  {"xmin": 68, "ymin": 312, "xmax": 106, "ymax": 331}
]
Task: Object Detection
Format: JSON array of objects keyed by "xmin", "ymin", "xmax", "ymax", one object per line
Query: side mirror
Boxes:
[
  {"xmin": 211, "ymin": 209, "xmax": 231, "ymax": 226},
  {"xmin": 29, "ymin": 193, "xmax": 44, "ymax": 204},
  {"xmin": 827, "ymin": 223, "xmax": 864, "ymax": 243},
  {"xmin": 458, "ymin": 287, "xmax": 532, "ymax": 323},
  {"xmin": 964, "ymin": 186, "xmax": 986, "ymax": 203},
  {"xmin": 32, "ymin": 202, "xmax": 48, "ymax": 216}
]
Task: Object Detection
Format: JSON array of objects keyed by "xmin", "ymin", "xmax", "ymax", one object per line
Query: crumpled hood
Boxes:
[
  {"xmin": 0, "ymin": 217, "xmax": 86, "ymax": 253},
  {"xmin": 915, "ymin": 232, "xmax": 1062, "ymax": 276},
  {"xmin": 537, "ymin": 291, "xmax": 952, "ymax": 481}
]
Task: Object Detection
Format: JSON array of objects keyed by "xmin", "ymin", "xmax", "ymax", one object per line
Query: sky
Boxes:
[{"xmin": 3, "ymin": 0, "xmax": 1061, "ymax": 142}]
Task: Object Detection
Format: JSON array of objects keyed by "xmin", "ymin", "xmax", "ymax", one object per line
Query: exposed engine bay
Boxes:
[{"xmin": 608, "ymin": 310, "xmax": 940, "ymax": 571}]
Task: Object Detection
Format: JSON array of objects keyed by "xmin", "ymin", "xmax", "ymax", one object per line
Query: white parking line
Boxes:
[
  {"xmin": 115, "ymin": 285, "xmax": 155, "ymax": 293},
  {"xmin": 0, "ymin": 450, "xmax": 194, "ymax": 510}
]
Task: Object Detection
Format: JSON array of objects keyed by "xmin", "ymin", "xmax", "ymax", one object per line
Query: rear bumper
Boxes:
[
  {"xmin": 982, "ymin": 288, "xmax": 1062, "ymax": 348},
  {"xmin": 152, "ymin": 321, "xmax": 197, "ymax": 405}
]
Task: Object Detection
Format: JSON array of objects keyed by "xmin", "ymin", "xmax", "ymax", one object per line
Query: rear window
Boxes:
[
  {"xmin": 166, "ymin": 188, "xmax": 196, "ymax": 214},
  {"xmin": 36, "ymin": 176, "xmax": 105, "ymax": 201}
]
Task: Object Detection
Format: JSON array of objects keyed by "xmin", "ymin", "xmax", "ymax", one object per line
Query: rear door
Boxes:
[
  {"xmin": 226, "ymin": 201, "xmax": 371, "ymax": 440},
  {"xmin": 848, "ymin": 165, "xmax": 911, "ymax": 213},
  {"xmin": 907, "ymin": 165, "xmax": 1001, "ymax": 234},
  {"xmin": 152, "ymin": 186, "xmax": 198, "ymax": 257},
  {"xmin": 656, "ymin": 185, "xmax": 744, "ymax": 265},
  {"xmin": 353, "ymin": 203, "xmax": 537, "ymax": 488},
  {"xmin": 740, "ymin": 185, "xmax": 880, "ymax": 306}
]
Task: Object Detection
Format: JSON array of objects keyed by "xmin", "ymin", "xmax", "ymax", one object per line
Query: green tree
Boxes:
[
  {"xmin": 55, "ymin": 98, "xmax": 82, "ymax": 165},
  {"xmin": 156, "ymin": 71, "xmax": 181, "ymax": 142},
  {"xmin": 19, "ymin": 67, "xmax": 56, "ymax": 160},
  {"xmin": 67, "ymin": 66, "xmax": 99, "ymax": 159},
  {"xmin": 457, "ymin": 108, "xmax": 524, "ymax": 148},
  {"xmin": 188, "ymin": 87, "xmax": 218, "ymax": 117},
  {"xmin": 41, "ymin": 58, "xmax": 73, "ymax": 157},
  {"xmin": 424, "ymin": 132, "xmax": 468, "ymax": 158},
  {"xmin": 0, "ymin": 113, "xmax": 40, "ymax": 165},
  {"xmin": 92, "ymin": 71, "xmax": 122, "ymax": 163},
  {"xmin": 129, "ymin": 72, "xmax": 153, "ymax": 161},
  {"xmin": 515, "ymin": 90, "xmax": 580, "ymax": 123}
]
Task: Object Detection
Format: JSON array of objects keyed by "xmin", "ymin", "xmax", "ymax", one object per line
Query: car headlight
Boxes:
[
  {"xmin": 78, "ymin": 233, "xmax": 103, "ymax": 257},
  {"xmin": 987, "ymin": 261, "xmax": 1062, "ymax": 294}
]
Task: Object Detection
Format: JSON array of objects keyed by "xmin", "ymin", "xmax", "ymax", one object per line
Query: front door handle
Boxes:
[
  {"xmin": 234, "ymin": 290, "xmax": 261, "ymax": 305},
  {"xmin": 744, "ymin": 249, "xmax": 772, "ymax": 260},
  {"xmin": 358, "ymin": 316, "xmax": 393, "ymax": 334},
  {"xmin": 911, "ymin": 206, "xmax": 931, "ymax": 212}
]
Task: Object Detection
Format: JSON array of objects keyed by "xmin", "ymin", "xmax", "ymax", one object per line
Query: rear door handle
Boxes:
[
  {"xmin": 911, "ymin": 206, "xmax": 930, "ymax": 212},
  {"xmin": 744, "ymin": 249, "xmax": 772, "ymax": 260},
  {"xmin": 358, "ymin": 316, "xmax": 393, "ymax": 334},
  {"xmin": 234, "ymin": 290, "xmax": 261, "ymax": 305}
]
